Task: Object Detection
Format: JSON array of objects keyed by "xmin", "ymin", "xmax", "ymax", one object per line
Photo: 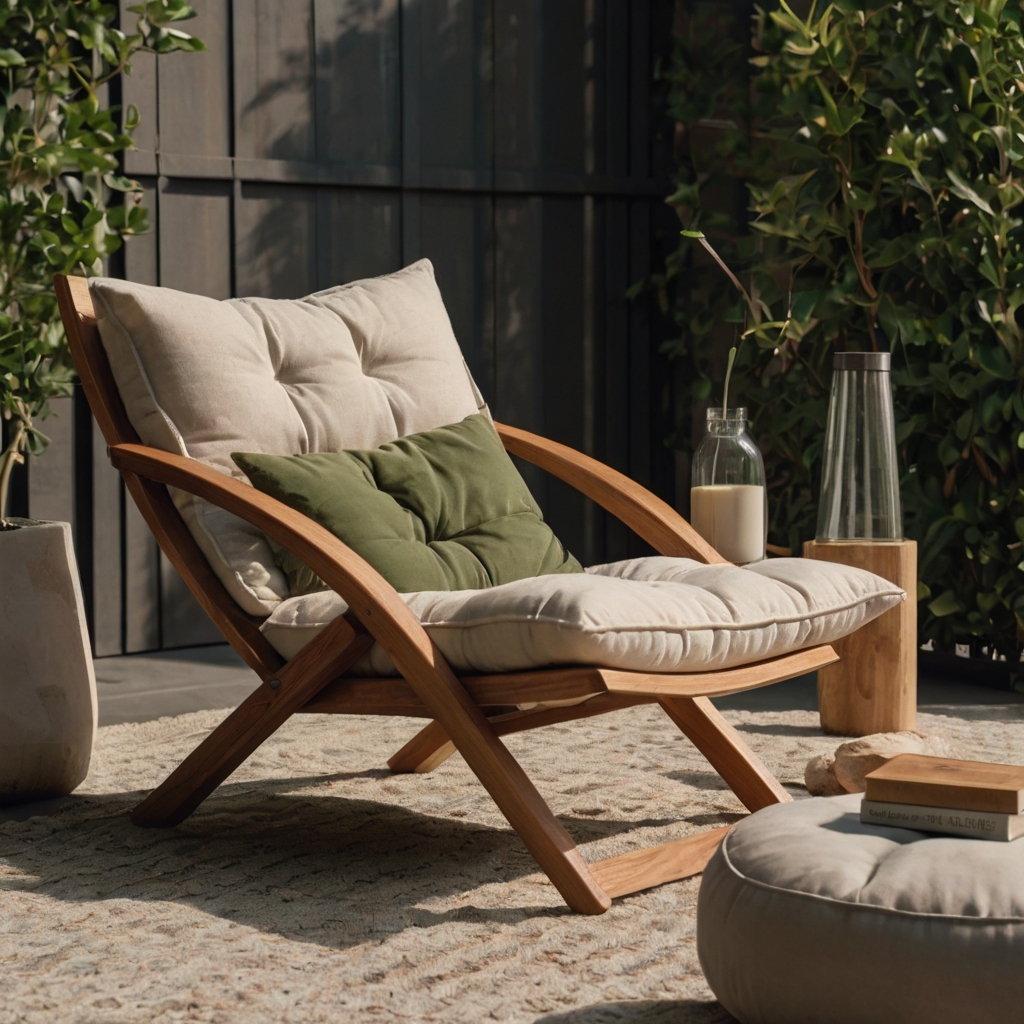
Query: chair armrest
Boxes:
[
  {"xmin": 493, "ymin": 421, "xmax": 725, "ymax": 565},
  {"xmin": 107, "ymin": 443, "xmax": 443, "ymax": 676}
]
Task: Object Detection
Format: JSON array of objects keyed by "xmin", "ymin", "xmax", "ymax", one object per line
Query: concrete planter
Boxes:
[{"xmin": 0, "ymin": 520, "xmax": 97, "ymax": 804}]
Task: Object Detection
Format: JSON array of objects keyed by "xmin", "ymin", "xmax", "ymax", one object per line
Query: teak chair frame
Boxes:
[{"xmin": 56, "ymin": 274, "xmax": 838, "ymax": 914}]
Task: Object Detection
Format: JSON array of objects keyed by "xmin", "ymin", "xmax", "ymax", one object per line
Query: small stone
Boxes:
[
  {"xmin": 804, "ymin": 753, "xmax": 846, "ymax": 796},
  {"xmin": 832, "ymin": 731, "xmax": 954, "ymax": 793}
]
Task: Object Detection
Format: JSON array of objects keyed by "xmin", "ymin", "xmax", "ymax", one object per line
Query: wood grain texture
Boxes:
[
  {"xmin": 803, "ymin": 540, "xmax": 917, "ymax": 736},
  {"xmin": 387, "ymin": 694, "xmax": 651, "ymax": 773},
  {"xmin": 299, "ymin": 677, "xmax": 435, "ymax": 717},
  {"xmin": 307, "ymin": 649, "xmax": 836, "ymax": 718},
  {"xmin": 864, "ymin": 754, "xmax": 1024, "ymax": 814},
  {"xmin": 382, "ymin": 645, "xmax": 837, "ymax": 774},
  {"xmin": 659, "ymin": 697, "xmax": 791, "ymax": 812},
  {"xmin": 588, "ymin": 825, "xmax": 731, "ymax": 899},
  {"xmin": 106, "ymin": 442, "xmax": 611, "ymax": 914},
  {"xmin": 495, "ymin": 420, "xmax": 725, "ymax": 563},
  {"xmin": 387, "ymin": 720, "xmax": 457, "ymax": 774},
  {"xmin": 132, "ymin": 614, "xmax": 373, "ymax": 827},
  {"xmin": 598, "ymin": 646, "xmax": 839, "ymax": 699},
  {"xmin": 54, "ymin": 275, "xmax": 138, "ymax": 446}
]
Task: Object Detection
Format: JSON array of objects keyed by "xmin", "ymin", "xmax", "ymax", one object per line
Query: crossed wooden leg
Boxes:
[
  {"xmin": 131, "ymin": 613, "xmax": 374, "ymax": 827},
  {"xmin": 129, "ymin": 621, "xmax": 613, "ymax": 913},
  {"xmin": 390, "ymin": 695, "xmax": 790, "ymax": 813},
  {"xmin": 131, "ymin": 633, "xmax": 787, "ymax": 912},
  {"xmin": 658, "ymin": 696, "xmax": 791, "ymax": 811},
  {"xmin": 385, "ymin": 692, "xmax": 790, "ymax": 902},
  {"xmin": 388, "ymin": 694, "xmax": 647, "ymax": 774}
]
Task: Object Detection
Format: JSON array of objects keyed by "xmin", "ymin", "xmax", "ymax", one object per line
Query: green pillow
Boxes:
[{"xmin": 232, "ymin": 413, "xmax": 583, "ymax": 595}]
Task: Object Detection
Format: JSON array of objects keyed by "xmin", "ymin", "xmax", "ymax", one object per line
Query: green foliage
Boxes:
[
  {"xmin": 0, "ymin": 0, "xmax": 203, "ymax": 523},
  {"xmin": 663, "ymin": 0, "xmax": 1024, "ymax": 660}
]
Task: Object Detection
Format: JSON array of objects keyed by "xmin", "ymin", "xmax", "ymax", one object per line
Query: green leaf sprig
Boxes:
[{"xmin": 721, "ymin": 345, "xmax": 737, "ymax": 421}]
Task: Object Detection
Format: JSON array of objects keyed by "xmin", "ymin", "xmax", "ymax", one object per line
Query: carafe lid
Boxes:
[{"xmin": 833, "ymin": 351, "xmax": 890, "ymax": 371}]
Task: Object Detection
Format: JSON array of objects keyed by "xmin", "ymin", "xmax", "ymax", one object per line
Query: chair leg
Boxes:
[
  {"xmin": 131, "ymin": 615, "xmax": 373, "ymax": 827},
  {"xmin": 402, "ymin": 686, "xmax": 611, "ymax": 913},
  {"xmin": 389, "ymin": 694, "xmax": 783, "ymax": 906},
  {"xmin": 388, "ymin": 720, "xmax": 456, "ymax": 773},
  {"xmin": 658, "ymin": 696, "xmax": 791, "ymax": 812}
]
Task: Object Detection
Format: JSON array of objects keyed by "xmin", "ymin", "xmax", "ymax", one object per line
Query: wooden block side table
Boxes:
[{"xmin": 802, "ymin": 539, "xmax": 917, "ymax": 736}]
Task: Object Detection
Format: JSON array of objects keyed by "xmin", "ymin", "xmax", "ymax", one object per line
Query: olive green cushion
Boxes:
[{"xmin": 232, "ymin": 414, "xmax": 582, "ymax": 595}]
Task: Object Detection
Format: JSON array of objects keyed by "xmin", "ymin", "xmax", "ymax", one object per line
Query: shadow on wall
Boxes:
[
  {"xmin": 235, "ymin": 0, "xmax": 403, "ymax": 300},
  {"xmin": 535, "ymin": 1000, "xmax": 735, "ymax": 1023}
]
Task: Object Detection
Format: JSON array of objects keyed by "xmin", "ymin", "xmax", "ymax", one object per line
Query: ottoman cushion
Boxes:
[{"xmin": 698, "ymin": 793, "xmax": 1024, "ymax": 1024}]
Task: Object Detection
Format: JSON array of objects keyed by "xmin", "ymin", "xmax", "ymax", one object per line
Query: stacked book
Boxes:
[{"xmin": 860, "ymin": 753, "xmax": 1024, "ymax": 842}]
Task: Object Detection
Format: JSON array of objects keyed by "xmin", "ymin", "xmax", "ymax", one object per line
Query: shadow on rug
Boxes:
[
  {"xmin": 2, "ymin": 776, "xmax": 691, "ymax": 948},
  {"xmin": 4, "ymin": 700, "xmax": 1018, "ymax": 1022},
  {"xmin": 537, "ymin": 998, "xmax": 736, "ymax": 1022}
]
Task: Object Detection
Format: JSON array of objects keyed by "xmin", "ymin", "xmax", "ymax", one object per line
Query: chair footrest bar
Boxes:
[{"xmin": 587, "ymin": 825, "xmax": 732, "ymax": 899}]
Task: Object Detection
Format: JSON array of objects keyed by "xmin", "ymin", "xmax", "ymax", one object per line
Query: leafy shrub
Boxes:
[
  {"xmin": 0, "ymin": 0, "xmax": 202, "ymax": 523},
  {"xmin": 663, "ymin": 0, "xmax": 1024, "ymax": 661}
]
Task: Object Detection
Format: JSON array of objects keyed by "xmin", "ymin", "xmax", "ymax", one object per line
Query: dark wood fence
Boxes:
[{"xmin": 14, "ymin": 0, "xmax": 678, "ymax": 655}]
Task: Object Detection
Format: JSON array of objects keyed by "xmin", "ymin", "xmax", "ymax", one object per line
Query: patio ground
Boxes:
[{"xmin": 2, "ymin": 649, "xmax": 1023, "ymax": 1022}]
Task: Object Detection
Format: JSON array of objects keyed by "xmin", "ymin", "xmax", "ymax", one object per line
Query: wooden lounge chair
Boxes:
[{"xmin": 55, "ymin": 273, "xmax": 839, "ymax": 914}]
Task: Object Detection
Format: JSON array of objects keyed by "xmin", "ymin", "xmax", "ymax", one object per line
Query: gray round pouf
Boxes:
[{"xmin": 697, "ymin": 793, "xmax": 1024, "ymax": 1024}]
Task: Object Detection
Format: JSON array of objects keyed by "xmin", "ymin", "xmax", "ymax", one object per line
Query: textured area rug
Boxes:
[{"xmin": 3, "ymin": 698, "xmax": 1024, "ymax": 1023}]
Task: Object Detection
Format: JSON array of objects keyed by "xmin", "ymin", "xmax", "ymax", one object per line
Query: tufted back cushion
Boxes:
[{"xmin": 89, "ymin": 260, "xmax": 487, "ymax": 615}]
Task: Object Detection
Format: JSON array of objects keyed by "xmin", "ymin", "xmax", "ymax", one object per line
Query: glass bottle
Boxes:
[
  {"xmin": 816, "ymin": 351, "xmax": 902, "ymax": 541},
  {"xmin": 690, "ymin": 407, "xmax": 767, "ymax": 564}
]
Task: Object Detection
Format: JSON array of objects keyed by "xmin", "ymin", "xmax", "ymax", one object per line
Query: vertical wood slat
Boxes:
[
  {"xmin": 26, "ymin": 395, "xmax": 75, "ymax": 525},
  {"xmin": 159, "ymin": 179, "xmax": 234, "ymax": 300},
  {"xmin": 400, "ymin": 0, "xmax": 422, "ymax": 267},
  {"xmin": 119, "ymin": 1, "xmax": 159, "ymax": 175},
  {"xmin": 235, "ymin": 182, "xmax": 318, "ymax": 299},
  {"xmin": 90, "ymin": 420, "xmax": 123, "ymax": 657},
  {"xmin": 316, "ymin": 189, "xmax": 402, "ymax": 292},
  {"xmin": 494, "ymin": 196, "xmax": 546, "ymax": 507},
  {"xmin": 313, "ymin": 0, "xmax": 402, "ymax": 169},
  {"xmin": 233, "ymin": 0, "xmax": 316, "ymax": 165},
  {"xmin": 125, "ymin": 501, "xmax": 161, "ymax": 653},
  {"xmin": 121, "ymin": 175, "xmax": 162, "ymax": 652},
  {"xmin": 157, "ymin": 0, "xmax": 232, "ymax": 161},
  {"xmin": 541, "ymin": 197, "xmax": 587, "ymax": 559}
]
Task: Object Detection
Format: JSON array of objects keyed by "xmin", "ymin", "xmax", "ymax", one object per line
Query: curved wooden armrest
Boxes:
[
  {"xmin": 107, "ymin": 443, "xmax": 442, "ymax": 674},
  {"xmin": 493, "ymin": 421, "xmax": 725, "ymax": 564}
]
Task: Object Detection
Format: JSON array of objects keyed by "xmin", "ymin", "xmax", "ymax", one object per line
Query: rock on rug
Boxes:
[{"xmin": 3, "ymin": 699, "xmax": 1024, "ymax": 1023}]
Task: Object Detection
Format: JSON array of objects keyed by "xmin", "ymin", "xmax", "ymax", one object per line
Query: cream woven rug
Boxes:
[{"xmin": 3, "ymin": 698, "xmax": 1024, "ymax": 1023}]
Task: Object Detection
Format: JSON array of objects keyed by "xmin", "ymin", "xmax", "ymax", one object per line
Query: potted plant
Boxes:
[{"xmin": 0, "ymin": 1, "xmax": 202, "ymax": 803}]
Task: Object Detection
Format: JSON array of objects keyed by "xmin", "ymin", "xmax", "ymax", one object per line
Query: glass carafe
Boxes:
[
  {"xmin": 816, "ymin": 351, "xmax": 902, "ymax": 541},
  {"xmin": 691, "ymin": 407, "xmax": 766, "ymax": 564}
]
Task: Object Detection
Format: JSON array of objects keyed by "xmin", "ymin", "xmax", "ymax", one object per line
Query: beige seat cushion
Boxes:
[
  {"xmin": 260, "ymin": 555, "xmax": 904, "ymax": 673},
  {"xmin": 89, "ymin": 261, "xmax": 486, "ymax": 615},
  {"xmin": 698, "ymin": 793, "xmax": 1024, "ymax": 1024}
]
